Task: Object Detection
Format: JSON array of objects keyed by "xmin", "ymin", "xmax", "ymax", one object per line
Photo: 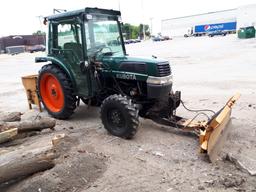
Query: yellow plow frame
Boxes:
[{"xmin": 171, "ymin": 93, "xmax": 240, "ymax": 162}]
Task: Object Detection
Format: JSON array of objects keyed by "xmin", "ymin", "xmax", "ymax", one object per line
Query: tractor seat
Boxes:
[{"xmin": 63, "ymin": 42, "xmax": 83, "ymax": 61}]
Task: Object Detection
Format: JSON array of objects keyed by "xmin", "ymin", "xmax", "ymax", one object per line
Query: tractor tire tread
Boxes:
[
  {"xmin": 100, "ymin": 94, "xmax": 139, "ymax": 139},
  {"xmin": 38, "ymin": 64, "xmax": 76, "ymax": 119}
]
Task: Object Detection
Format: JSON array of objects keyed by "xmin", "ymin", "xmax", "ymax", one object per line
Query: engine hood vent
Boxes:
[
  {"xmin": 119, "ymin": 62, "xmax": 147, "ymax": 74},
  {"xmin": 157, "ymin": 62, "xmax": 171, "ymax": 77}
]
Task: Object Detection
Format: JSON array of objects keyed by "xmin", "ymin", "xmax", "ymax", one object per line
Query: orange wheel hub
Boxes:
[{"xmin": 40, "ymin": 73, "xmax": 64, "ymax": 112}]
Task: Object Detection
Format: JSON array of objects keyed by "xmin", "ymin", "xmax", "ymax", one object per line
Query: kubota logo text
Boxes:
[{"xmin": 116, "ymin": 73, "xmax": 136, "ymax": 80}]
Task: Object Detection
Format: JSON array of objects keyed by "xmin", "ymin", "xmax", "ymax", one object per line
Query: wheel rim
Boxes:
[
  {"xmin": 107, "ymin": 108, "xmax": 125, "ymax": 132},
  {"xmin": 40, "ymin": 73, "xmax": 64, "ymax": 112}
]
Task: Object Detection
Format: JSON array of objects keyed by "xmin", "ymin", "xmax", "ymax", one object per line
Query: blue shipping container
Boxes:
[{"xmin": 195, "ymin": 22, "xmax": 237, "ymax": 33}]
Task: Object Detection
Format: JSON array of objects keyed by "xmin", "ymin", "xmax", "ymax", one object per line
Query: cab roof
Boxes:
[{"xmin": 47, "ymin": 7, "xmax": 121, "ymax": 21}]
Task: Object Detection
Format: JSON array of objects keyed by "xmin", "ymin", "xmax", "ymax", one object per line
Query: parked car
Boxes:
[
  {"xmin": 162, "ymin": 36, "xmax": 171, "ymax": 40},
  {"xmin": 124, "ymin": 40, "xmax": 130, "ymax": 44},
  {"xmin": 134, "ymin": 39, "xmax": 141, "ymax": 43},
  {"xmin": 152, "ymin": 35, "xmax": 171, "ymax": 42},
  {"xmin": 208, "ymin": 30, "xmax": 227, "ymax": 37},
  {"xmin": 28, "ymin": 45, "xmax": 46, "ymax": 53},
  {"xmin": 152, "ymin": 36, "xmax": 164, "ymax": 42},
  {"xmin": 124, "ymin": 39, "xmax": 135, "ymax": 44}
]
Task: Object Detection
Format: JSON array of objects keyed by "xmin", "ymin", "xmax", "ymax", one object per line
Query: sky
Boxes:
[{"xmin": 0, "ymin": 0, "xmax": 255, "ymax": 36}]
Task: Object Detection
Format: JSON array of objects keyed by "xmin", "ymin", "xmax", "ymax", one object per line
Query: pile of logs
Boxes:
[
  {"xmin": 0, "ymin": 112, "xmax": 55, "ymax": 144},
  {"xmin": 0, "ymin": 112, "xmax": 65, "ymax": 184}
]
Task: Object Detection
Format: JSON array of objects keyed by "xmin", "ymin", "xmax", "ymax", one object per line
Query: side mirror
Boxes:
[{"xmin": 80, "ymin": 61, "xmax": 89, "ymax": 73}]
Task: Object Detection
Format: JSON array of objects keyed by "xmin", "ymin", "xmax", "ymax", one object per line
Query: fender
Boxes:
[{"xmin": 35, "ymin": 56, "xmax": 77, "ymax": 91}]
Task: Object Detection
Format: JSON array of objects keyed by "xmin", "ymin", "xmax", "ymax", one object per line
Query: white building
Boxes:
[{"xmin": 161, "ymin": 4, "xmax": 256, "ymax": 37}]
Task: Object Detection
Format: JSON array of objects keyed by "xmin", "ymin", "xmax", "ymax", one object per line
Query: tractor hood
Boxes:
[{"xmin": 100, "ymin": 55, "xmax": 171, "ymax": 77}]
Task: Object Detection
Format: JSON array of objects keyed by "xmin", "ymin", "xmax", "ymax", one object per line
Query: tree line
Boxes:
[{"xmin": 122, "ymin": 23, "xmax": 150, "ymax": 39}]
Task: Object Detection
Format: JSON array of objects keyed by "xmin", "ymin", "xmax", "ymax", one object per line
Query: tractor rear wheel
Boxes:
[
  {"xmin": 100, "ymin": 94, "xmax": 139, "ymax": 139},
  {"xmin": 38, "ymin": 64, "xmax": 76, "ymax": 119}
]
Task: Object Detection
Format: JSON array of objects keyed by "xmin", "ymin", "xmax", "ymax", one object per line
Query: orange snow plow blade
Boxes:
[
  {"xmin": 170, "ymin": 93, "xmax": 240, "ymax": 162},
  {"xmin": 199, "ymin": 93, "xmax": 240, "ymax": 162}
]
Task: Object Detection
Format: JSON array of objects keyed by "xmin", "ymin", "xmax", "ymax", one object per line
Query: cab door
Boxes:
[{"xmin": 51, "ymin": 20, "xmax": 90, "ymax": 97}]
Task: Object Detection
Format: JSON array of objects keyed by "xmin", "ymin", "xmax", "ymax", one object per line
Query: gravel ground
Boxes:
[{"xmin": 0, "ymin": 34, "xmax": 256, "ymax": 192}]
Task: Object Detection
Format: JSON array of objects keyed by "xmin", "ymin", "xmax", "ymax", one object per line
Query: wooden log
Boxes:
[
  {"xmin": 0, "ymin": 134, "xmax": 65, "ymax": 184},
  {"xmin": 0, "ymin": 117, "xmax": 56, "ymax": 132},
  {"xmin": 0, "ymin": 128, "xmax": 18, "ymax": 144},
  {"xmin": 52, "ymin": 133, "xmax": 66, "ymax": 146},
  {"xmin": 0, "ymin": 112, "xmax": 21, "ymax": 122}
]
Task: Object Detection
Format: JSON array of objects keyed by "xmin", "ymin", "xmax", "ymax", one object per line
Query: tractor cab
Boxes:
[
  {"xmin": 49, "ymin": 8, "xmax": 125, "ymax": 59},
  {"xmin": 40, "ymin": 8, "xmax": 126, "ymax": 97}
]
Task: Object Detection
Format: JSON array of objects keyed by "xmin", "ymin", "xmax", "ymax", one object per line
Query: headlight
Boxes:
[{"xmin": 146, "ymin": 75, "xmax": 173, "ymax": 85}]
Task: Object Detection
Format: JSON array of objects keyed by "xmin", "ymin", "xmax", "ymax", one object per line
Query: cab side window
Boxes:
[
  {"xmin": 55, "ymin": 23, "xmax": 83, "ymax": 61},
  {"xmin": 58, "ymin": 24, "xmax": 77, "ymax": 48}
]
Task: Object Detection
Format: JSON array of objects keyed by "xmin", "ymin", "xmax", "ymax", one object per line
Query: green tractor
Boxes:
[{"xmin": 36, "ymin": 7, "xmax": 239, "ymax": 161}]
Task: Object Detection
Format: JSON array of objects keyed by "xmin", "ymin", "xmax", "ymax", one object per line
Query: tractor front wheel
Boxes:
[
  {"xmin": 38, "ymin": 64, "xmax": 76, "ymax": 119},
  {"xmin": 100, "ymin": 95, "xmax": 139, "ymax": 139}
]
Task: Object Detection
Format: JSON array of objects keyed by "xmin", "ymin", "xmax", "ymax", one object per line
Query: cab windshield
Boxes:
[{"xmin": 85, "ymin": 16, "xmax": 124, "ymax": 57}]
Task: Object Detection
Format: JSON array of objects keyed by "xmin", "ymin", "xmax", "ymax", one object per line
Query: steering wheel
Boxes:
[
  {"xmin": 87, "ymin": 43, "xmax": 105, "ymax": 54},
  {"xmin": 88, "ymin": 43, "xmax": 113, "ymax": 59},
  {"xmin": 107, "ymin": 37, "xmax": 121, "ymax": 46},
  {"xmin": 95, "ymin": 46, "xmax": 113, "ymax": 58}
]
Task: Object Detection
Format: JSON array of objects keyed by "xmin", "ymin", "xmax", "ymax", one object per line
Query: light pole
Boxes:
[
  {"xmin": 150, "ymin": 17, "xmax": 153, "ymax": 36},
  {"xmin": 141, "ymin": 0, "xmax": 146, "ymax": 40},
  {"xmin": 36, "ymin": 16, "xmax": 46, "ymax": 45},
  {"xmin": 36, "ymin": 16, "xmax": 44, "ymax": 31},
  {"xmin": 118, "ymin": 0, "xmax": 121, "ymax": 11}
]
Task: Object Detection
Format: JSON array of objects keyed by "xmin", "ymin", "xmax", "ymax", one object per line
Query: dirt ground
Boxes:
[{"xmin": 0, "ymin": 34, "xmax": 256, "ymax": 192}]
